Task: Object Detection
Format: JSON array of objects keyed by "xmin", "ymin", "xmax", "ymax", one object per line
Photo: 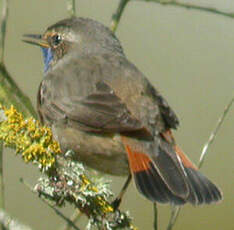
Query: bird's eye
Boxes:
[{"xmin": 51, "ymin": 34, "xmax": 62, "ymax": 46}]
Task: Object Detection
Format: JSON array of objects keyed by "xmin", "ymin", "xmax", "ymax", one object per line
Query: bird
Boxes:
[{"xmin": 23, "ymin": 17, "xmax": 222, "ymax": 207}]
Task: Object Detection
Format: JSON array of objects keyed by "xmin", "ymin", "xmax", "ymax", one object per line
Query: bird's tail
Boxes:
[{"xmin": 121, "ymin": 131, "xmax": 222, "ymax": 205}]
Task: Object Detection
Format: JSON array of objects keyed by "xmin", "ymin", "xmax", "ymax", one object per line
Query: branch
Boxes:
[
  {"xmin": 166, "ymin": 206, "xmax": 180, "ymax": 230},
  {"xmin": 60, "ymin": 211, "xmax": 82, "ymax": 230},
  {"xmin": 110, "ymin": 0, "xmax": 234, "ymax": 33},
  {"xmin": 199, "ymin": 97, "xmax": 234, "ymax": 168},
  {"xmin": 66, "ymin": 0, "xmax": 76, "ymax": 17},
  {"xmin": 0, "ymin": 209, "xmax": 32, "ymax": 230},
  {"xmin": 0, "ymin": 142, "xmax": 4, "ymax": 230},
  {"xmin": 0, "ymin": 0, "xmax": 37, "ymax": 118},
  {"xmin": 111, "ymin": 0, "xmax": 130, "ymax": 32},
  {"xmin": 0, "ymin": 65, "xmax": 37, "ymax": 118},
  {"xmin": 167, "ymin": 96, "xmax": 234, "ymax": 230},
  {"xmin": 153, "ymin": 203, "xmax": 158, "ymax": 230},
  {"xmin": 0, "ymin": 105, "xmax": 137, "ymax": 230},
  {"xmin": 0, "ymin": 0, "xmax": 8, "ymax": 63},
  {"xmin": 0, "ymin": 2, "xmax": 8, "ymax": 230},
  {"xmin": 136, "ymin": 0, "xmax": 234, "ymax": 19},
  {"xmin": 20, "ymin": 179, "xmax": 81, "ymax": 230}
]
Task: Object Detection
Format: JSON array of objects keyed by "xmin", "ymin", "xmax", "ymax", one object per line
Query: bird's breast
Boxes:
[{"xmin": 51, "ymin": 122, "xmax": 129, "ymax": 176}]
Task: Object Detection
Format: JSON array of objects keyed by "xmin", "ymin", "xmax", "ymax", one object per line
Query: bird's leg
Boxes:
[{"xmin": 112, "ymin": 174, "xmax": 132, "ymax": 210}]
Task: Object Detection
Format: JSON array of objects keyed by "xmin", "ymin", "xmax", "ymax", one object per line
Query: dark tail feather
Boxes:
[
  {"xmin": 133, "ymin": 148, "xmax": 223, "ymax": 205},
  {"xmin": 185, "ymin": 167, "xmax": 222, "ymax": 205},
  {"xmin": 123, "ymin": 140, "xmax": 187, "ymax": 205},
  {"xmin": 173, "ymin": 145, "xmax": 222, "ymax": 205},
  {"xmin": 122, "ymin": 135, "xmax": 222, "ymax": 205},
  {"xmin": 134, "ymin": 162, "xmax": 186, "ymax": 205}
]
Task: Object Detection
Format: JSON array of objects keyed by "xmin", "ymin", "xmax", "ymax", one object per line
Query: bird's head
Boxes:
[{"xmin": 23, "ymin": 17, "xmax": 124, "ymax": 72}]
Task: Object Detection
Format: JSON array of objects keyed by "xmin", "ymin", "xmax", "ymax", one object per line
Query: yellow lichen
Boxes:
[
  {"xmin": 98, "ymin": 198, "xmax": 114, "ymax": 213},
  {"xmin": 0, "ymin": 105, "xmax": 61, "ymax": 168},
  {"xmin": 0, "ymin": 104, "xmax": 137, "ymax": 228},
  {"xmin": 0, "ymin": 105, "xmax": 114, "ymax": 211}
]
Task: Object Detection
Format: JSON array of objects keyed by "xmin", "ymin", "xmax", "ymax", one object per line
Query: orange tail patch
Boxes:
[
  {"xmin": 124, "ymin": 145, "xmax": 151, "ymax": 173},
  {"xmin": 161, "ymin": 130, "xmax": 197, "ymax": 170},
  {"xmin": 121, "ymin": 136, "xmax": 151, "ymax": 173},
  {"xmin": 174, "ymin": 145, "xmax": 197, "ymax": 170}
]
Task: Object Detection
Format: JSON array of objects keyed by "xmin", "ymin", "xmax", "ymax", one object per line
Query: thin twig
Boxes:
[
  {"xmin": 199, "ymin": 97, "xmax": 234, "ymax": 168},
  {"xmin": 0, "ymin": 209, "xmax": 32, "ymax": 230},
  {"xmin": 0, "ymin": 142, "xmax": 5, "ymax": 230},
  {"xmin": 153, "ymin": 203, "xmax": 158, "ymax": 230},
  {"xmin": 136, "ymin": 0, "xmax": 234, "ymax": 19},
  {"xmin": 60, "ymin": 211, "xmax": 82, "ymax": 230},
  {"xmin": 41, "ymin": 202, "xmax": 81, "ymax": 230},
  {"xmin": 110, "ymin": 1, "xmax": 234, "ymax": 230},
  {"xmin": 67, "ymin": 0, "xmax": 76, "ymax": 17},
  {"xmin": 0, "ymin": 2, "xmax": 8, "ymax": 230},
  {"xmin": 20, "ymin": 178, "xmax": 81, "ymax": 230},
  {"xmin": 0, "ymin": 64, "xmax": 37, "ymax": 118},
  {"xmin": 0, "ymin": 0, "xmax": 8, "ymax": 63},
  {"xmin": 166, "ymin": 96, "xmax": 233, "ymax": 230},
  {"xmin": 110, "ymin": 0, "xmax": 130, "ymax": 32},
  {"xmin": 0, "ymin": 0, "xmax": 36, "ymax": 118},
  {"xmin": 166, "ymin": 206, "xmax": 180, "ymax": 230}
]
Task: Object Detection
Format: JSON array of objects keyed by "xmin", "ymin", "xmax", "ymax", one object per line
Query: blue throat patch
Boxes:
[{"xmin": 41, "ymin": 47, "xmax": 53, "ymax": 72}]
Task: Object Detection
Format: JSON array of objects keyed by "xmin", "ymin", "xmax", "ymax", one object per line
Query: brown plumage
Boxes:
[{"xmin": 24, "ymin": 17, "xmax": 222, "ymax": 205}]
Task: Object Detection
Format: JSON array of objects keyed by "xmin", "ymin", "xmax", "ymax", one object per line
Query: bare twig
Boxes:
[
  {"xmin": 136, "ymin": 0, "xmax": 234, "ymax": 19},
  {"xmin": 0, "ymin": 142, "xmax": 5, "ymax": 230},
  {"xmin": 167, "ymin": 96, "xmax": 233, "ymax": 230},
  {"xmin": 20, "ymin": 178, "xmax": 81, "ymax": 230},
  {"xmin": 39, "ymin": 200, "xmax": 81, "ymax": 230},
  {"xmin": 199, "ymin": 97, "xmax": 234, "ymax": 168},
  {"xmin": 0, "ymin": 0, "xmax": 8, "ymax": 63},
  {"xmin": 111, "ymin": 0, "xmax": 130, "ymax": 32},
  {"xmin": 0, "ymin": 0, "xmax": 36, "ymax": 118},
  {"xmin": 0, "ymin": 143, "xmax": 3, "ymax": 210},
  {"xmin": 166, "ymin": 206, "xmax": 180, "ymax": 230},
  {"xmin": 110, "ymin": 2, "xmax": 233, "ymax": 230},
  {"xmin": 153, "ymin": 203, "xmax": 158, "ymax": 230},
  {"xmin": 67, "ymin": 0, "xmax": 76, "ymax": 17},
  {"xmin": 0, "ymin": 2, "xmax": 8, "ymax": 230},
  {"xmin": 0, "ymin": 65, "xmax": 37, "ymax": 118},
  {"xmin": 60, "ymin": 211, "xmax": 82, "ymax": 230},
  {"xmin": 0, "ymin": 209, "xmax": 32, "ymax": 230}
]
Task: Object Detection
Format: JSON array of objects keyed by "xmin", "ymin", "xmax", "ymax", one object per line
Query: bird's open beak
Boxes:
[{"xmin": 22, "ymin": 34, "xmax": 50, "ymax": 48}]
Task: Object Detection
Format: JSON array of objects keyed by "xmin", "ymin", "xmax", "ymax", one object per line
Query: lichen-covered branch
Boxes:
[
  {"xmin": 0, "ymin": 104, "xmax": 137, "ymax": 230},
  {"xmin": 0, "ymin": 105, "xmax": 60, "ymax": 169}
]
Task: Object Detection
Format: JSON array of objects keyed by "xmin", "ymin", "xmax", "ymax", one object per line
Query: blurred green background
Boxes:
[{"xmin": 1, "ymin": 0, "xmax": 233, "ymax": 229}]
